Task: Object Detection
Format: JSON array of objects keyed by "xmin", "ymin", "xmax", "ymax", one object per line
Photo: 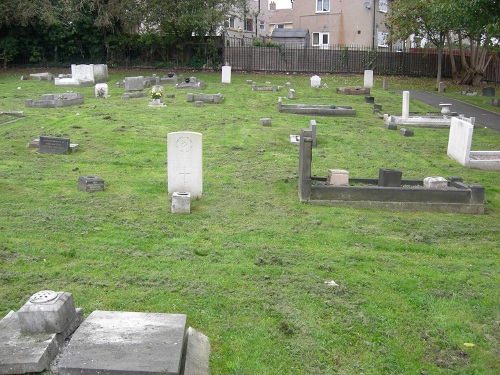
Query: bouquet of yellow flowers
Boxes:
[{"xmin": 150, "ymin": 86, "xmax": 164, "ymax": 99}]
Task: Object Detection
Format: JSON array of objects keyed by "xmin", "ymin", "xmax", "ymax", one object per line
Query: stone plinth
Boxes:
[
  {"xmin": 378, "ymin": 168, "xmax": 402, "ymax": 187},
  {"xmin": 18, "ymin": 291, "xmax": 77, "ymax": 334},
  {"xmin": 171, "ymin": 192, "xmax": 191, "ymax": 214}
]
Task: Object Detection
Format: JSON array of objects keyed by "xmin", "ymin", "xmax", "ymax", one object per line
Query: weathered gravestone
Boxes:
[
  {"xmin": 167, "ymin": 132, "xmax": 203, "ymax": 198},
  {"xmin": 39, "ymin": 136, "xmax": 71, "ymax": 154}
]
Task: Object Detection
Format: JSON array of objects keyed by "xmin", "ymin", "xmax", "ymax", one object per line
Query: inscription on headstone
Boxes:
[{"xmin": 39, "ymin": 136, "xmax": 70, "ymax": 154}]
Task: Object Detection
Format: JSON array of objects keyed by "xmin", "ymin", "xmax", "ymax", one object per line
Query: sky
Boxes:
[{"xmin": 271, "ymin": 0, "xmax": 292, "ymax": 9}]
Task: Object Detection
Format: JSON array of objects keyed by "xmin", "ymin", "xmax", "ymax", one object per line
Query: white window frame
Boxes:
[
  {"xmin": 259, "ymin": 20, "xmax": 265, "ymax": 30},
  {"xmin": 226, "ymin": 16, "xmax": 235, "ymax": 29},
  {"xmin": 379, "ymin": 1, "xmax": 388, "ymax": 13},
  {"xmin": 378, "ymin": 31, "xmax": 389, "ymax": 47},
  {"xmin": 316, "ymin": 0, "xmax": 330, "ymax": 13},
  {"xmin": 312, "ymin": 32, "xmax": 330, "ymax": 49}
]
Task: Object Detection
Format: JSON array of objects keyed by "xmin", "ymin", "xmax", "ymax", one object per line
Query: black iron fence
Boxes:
[{"xmin": 223, "ymin": 39, "xmax": 499, "ymax": 83}]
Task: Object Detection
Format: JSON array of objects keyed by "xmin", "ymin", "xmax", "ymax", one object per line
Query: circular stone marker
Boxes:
[{"xmin": 29, "ymin": 290, "xmax": 59, "ymax": 304}]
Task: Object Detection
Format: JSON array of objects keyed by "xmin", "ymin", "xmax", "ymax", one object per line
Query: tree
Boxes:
[
  {"xmin": 387, "ymin": 0, "xmax": 499, "ymax": 86},
  {"xmin": 449, "ymin": 0, "xmax": 499, "ymax": 85},
  {"xmin": 387, "ymin": 0, "xmax": 455, "ymax": 88}
]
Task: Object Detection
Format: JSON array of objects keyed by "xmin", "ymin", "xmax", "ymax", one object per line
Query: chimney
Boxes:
[{"xmin": 270, "ymin": 1, "xmax": 276, "ymax": 11}]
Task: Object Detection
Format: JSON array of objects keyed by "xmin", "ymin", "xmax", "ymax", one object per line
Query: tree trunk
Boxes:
[
  {"xmin": 436, "ymin": 44, "xmax": 443, "ymax": 89},
  {"xmin": 447, "ymin": 33, "xmax": 457, "ymax": 78}
]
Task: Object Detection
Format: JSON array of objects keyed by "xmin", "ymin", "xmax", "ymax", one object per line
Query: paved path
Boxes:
[{"xmin": 404, "ymin": 90, "xmax": 500, "ymax": 131}]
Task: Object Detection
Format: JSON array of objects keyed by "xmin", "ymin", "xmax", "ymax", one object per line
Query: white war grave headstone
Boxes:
[
  {"xmin": 364, "ymin": 70, "xmax": 374, "ymax": 89},
  {"xmin": 402, "ymin": 91, "xmax": 410, "ymax": 119},
  {"xmin": 167, "ymin": 132, "xmax": 202, "ymax": 198},
  {"xmin": 222, "ymin": 65, "xmax": 231, "ymax": 84}
]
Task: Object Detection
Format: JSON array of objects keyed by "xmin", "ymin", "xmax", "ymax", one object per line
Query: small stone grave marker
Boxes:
[
  {"xmin": 39, "ymin": 136, "xmax": 71, "ymax": 154},
  {"xmin": 78, "ymin": 176, "xmax": 105, "ymax": 192},
  {"xmin": 364, "ymin": 70, "xmax": 373, "ymax": 89}
]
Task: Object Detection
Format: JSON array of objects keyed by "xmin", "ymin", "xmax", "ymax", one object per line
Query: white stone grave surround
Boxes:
[
  {"xmin": 167, "ymin": 132, "xmax": 203, "ymax": 198},
  {"xmin": 402, "ymin": 91, "xmax": 410, "ymax": 119},
  {"xmin": 364, "ymin": 70, "xmax": 374, "ymax": 89},
  {"xmin": 222, "ymin": 65, "xmax": 231, "ymax": 84},
  {"xmin": 447, "ymin": 117, "xmax": 500, "ymax": 170}
]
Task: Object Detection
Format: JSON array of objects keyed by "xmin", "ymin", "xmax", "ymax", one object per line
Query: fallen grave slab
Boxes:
[
  {"xmin": 58, "ymin": 310, "xmax": 209, "ymax": 375},
  {"xmin": 0, "ymin": 291, "xmax": 83, "ymax": 375}
]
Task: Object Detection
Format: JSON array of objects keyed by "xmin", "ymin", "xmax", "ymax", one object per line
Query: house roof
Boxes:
[
  {"xmin": 271, "ymin": 28, "xmax": 309, "ymax": 38},
  {"xmin": 268, "ymin": 9, "xmax": 293, "ymax": 25}
]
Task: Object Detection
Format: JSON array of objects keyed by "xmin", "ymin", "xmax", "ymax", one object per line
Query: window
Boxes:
[
  {"xmin": 226, "ymin": 17, "xmax": 235, "ymax": 28},
  {"xmin": 312, "ymin": 32, "xmax": 329, "ymax": 48},
  {"xmin": 378, "ymin": 31, "xmax": 389, "ymax": 47},
  {"xmin": 316, "ymin": 0, "xmax": 330, "ymax": 12},
  {"xmin": 245, "ymin": 18, "xmax": 253, "ymax": 32},
  {"xmin": 259, "ymin": 20, "xmax": 265, "ymax": 30},
  {"xmin": 275, "ymin": 24, "xmax": 284, "ymax": 29},
  {"xmin": 379, "ymin": 1, "xmax": 388, "ymax": 13}
]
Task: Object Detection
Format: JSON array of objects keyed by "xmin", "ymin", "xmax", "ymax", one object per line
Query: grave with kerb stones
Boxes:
[{"xmin": 167, "ymin": 131, "xmax": 203, "ymax": 199}]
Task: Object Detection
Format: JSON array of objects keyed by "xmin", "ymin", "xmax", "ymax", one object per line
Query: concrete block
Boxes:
[
  {"xmin": 171, "ymin": 192, "xmax": 191, "ymax": 214},
  {"xmin": 18, "ymin": 291, "xmax": 77, "ymax": 334},
  {"xmin": 327, "ymin": 169, "xmax": 349, "ymax": 186}
]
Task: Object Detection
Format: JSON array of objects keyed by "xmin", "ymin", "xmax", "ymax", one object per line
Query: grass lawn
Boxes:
[{"xmin": 0, "ymin": 70, "xmax": 499, "ymax": 374}]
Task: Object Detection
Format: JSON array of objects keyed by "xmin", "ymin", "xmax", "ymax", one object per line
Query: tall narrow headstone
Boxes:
[
  {"xmin": 167, "ymin": 132, "xmax": 203, "ymax": 198},
  {"xmin": 221, "ymin": 65, "xmax": 231, "ymax": 84},
  {"xmin": 383, "ymin": 78, "xmax": 388, "ymax": 90},
  {"xmin": 363, "ymin": 70, "xmax": 373, "ymax": 89},
  {"xmin": 438, "ymin": 81, "xmax": 444, "ymax": 93},
  {"xmin": 402, "ymin": 91, "xmax": 410, "ymax": 119}
]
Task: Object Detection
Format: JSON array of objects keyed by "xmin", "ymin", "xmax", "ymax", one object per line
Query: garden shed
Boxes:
[{"xmin": 271, "ymin": 28, "xmax": 309, "ymax": 47}]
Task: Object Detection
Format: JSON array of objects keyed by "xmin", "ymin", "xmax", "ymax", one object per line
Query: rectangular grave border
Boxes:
[
  {"xmin": 298, "ymin": 129, "xmax": 485, "ymax": 214},
  {"xmin": 278, "ymin": 97, "xmax": 356, "ymax": 117}
]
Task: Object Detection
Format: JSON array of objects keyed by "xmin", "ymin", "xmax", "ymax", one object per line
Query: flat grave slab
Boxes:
[
  {"xmin": 58, "ymin": 311, "xmax": 187, "ymax": 375},
  {"xmin": 0, "ymin": 311, "xmax": 58, "ymax": 374}
]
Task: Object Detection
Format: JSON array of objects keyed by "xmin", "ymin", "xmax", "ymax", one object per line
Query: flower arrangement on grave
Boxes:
[{"xmin": 150, "ymin": 86, "xmax": 164, "ymax": 99}]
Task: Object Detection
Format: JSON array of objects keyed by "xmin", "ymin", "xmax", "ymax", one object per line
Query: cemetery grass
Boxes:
[{"xmin": 0, "ymin": 71, "xmax": 499, "ymax": 375}]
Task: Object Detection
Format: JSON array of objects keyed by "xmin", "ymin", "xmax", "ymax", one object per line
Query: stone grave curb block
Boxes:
[{"xmin": 182, "ymin": 327, "xmax": 211, "ymax": 375}]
